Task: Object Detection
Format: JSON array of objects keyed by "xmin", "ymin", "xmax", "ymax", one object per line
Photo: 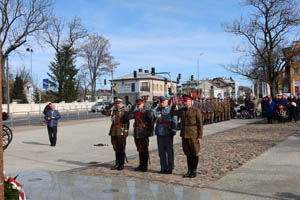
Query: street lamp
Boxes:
[
  {"xmin": 197, "ymin": 53, "xmax": 204, "ymax": 97},
  {"xmin": 26, "ymin": 48, "xmax": 33, "ymax": 107}
]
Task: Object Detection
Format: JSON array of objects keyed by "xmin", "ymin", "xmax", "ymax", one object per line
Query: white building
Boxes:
[{"xmin": 112, "ymin": 69, "xmax": 176, "ymax": 104}]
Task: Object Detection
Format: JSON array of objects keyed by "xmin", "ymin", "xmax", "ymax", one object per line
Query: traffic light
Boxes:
[
  {"xmin": 164, "ymin": 78, "xmax": 168, "ymax": 85},
  {"xmin": 178, "ymin": 73, "xmax": 181, "ymax": 79},
  {"xmin": 151, "ymin": 67, "xmax": 155, "ymax": 76},
  {"xmin": 133, "ymin": 70, "xmax": 137, "ymax": 78},
  {"xmin": 168, "ymin": 87, "xmax": 173, "ymax": 95},
  {"xmin": 104, "ymin": 79, "xmax": 106, "ymax": 85},
  {"xmin": 191, "ymin": 75, "xmax": 194, "ymax": 81}
]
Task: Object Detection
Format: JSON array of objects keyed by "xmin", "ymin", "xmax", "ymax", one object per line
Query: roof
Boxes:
[{"xmin": 113, "ymin": 72, "xmax": 174, "ymax": 82}]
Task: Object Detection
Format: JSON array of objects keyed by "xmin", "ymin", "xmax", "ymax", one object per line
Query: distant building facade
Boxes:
[{"xmin": 112, "ymin": 68, "xmax": 176, "ymax": 104}]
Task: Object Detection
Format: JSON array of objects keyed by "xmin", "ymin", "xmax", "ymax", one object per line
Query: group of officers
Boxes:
[{"xmin": 101, "ymin": 95, "xmax": 232, "ymax": 178}]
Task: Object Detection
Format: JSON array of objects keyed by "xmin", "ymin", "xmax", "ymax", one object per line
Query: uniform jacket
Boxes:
[
  {"xmin": 127, "ymin": 107, "xmax": 154, "ymax": 138},
  {"xmin": 45, "ymin": 110, "xmax": 61, "ymax": 127},
  {"xmin": 171, "ymin": 106, "xmax": 203, "ymax": 139},
  {"xmin": 154, "ymin": 106, "xmax": 177, "ymax": 136},
  {"xmin": 102, "ymin": 104, "xmax": 130, "ymax": 136}
]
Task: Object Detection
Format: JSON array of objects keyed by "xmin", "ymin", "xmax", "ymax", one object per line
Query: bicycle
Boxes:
[
  {"xmin": 2, "ymin": 124, "xmax": 13, "ymax": 150},
  {"xmin": 2, "ymin": 112, "xmax": 13, "ymax": 150}
]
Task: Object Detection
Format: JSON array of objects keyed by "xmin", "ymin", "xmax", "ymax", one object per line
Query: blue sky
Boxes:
[{"xmin": 10, "ymin": 0, "xmax": 252, "ymax": 89}]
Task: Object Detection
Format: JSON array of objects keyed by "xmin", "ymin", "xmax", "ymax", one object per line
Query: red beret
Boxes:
[
  {"xmin": 183, "ymin": 95, "xmax": 193, "ymax": 101},
  {"xmin": 136, "ymin": 99, "xmax": 144, "ymax": 105}
]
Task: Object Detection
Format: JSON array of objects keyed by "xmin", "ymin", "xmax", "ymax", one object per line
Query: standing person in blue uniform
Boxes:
[
  {"xmin": 45, "ymin": 104, "xmax": 61, "ymax": 146},
  {"xmin": 154, "ymin": 96, "xmax": 177, "ymax": 174}
]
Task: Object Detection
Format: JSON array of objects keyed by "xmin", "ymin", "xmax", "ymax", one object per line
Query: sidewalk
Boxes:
[
  {"xmin": 200, "ymin": 133, "xmax": 300, "ymax": 200},
  {"xmin": 9, "ymin": 118, "xmax": 287, "ymax": 200}
]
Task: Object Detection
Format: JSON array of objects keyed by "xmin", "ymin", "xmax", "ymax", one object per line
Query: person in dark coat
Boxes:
[
  {"xmin": 45, "ymin": 104, "xmax": 61, "ymax": 146},
  {"xmin": 287, "ymin": 100, "xmax": 298, "ymax": 122},
  {"xmin": 126, "ymin": 99, "xmax": 154, "ymax": 172},
  {"xmin": 266, "ymin": 97, "xmax": 276, "ymax": 124},
  {"xmin": 43, "ymin": 102, "xmax": 52, "ymax": 115}
]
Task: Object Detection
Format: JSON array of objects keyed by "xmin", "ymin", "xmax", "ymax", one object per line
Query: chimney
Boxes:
[
  {"xmin": 138, "ymin": 68, "xmax": 143, "ymax": 72},
  {"xmin": 144, "ymin": 70, "xmax": 149, "ymax": 73}
]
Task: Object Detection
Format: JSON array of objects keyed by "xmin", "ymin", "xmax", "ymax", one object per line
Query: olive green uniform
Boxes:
[
  {"xmin": 171, "ymin": 105, "xmax": 203, "ymax": 178},
  {"xmin": 102, "ymin": 104, "xmax": 129, "ymax": 170}
]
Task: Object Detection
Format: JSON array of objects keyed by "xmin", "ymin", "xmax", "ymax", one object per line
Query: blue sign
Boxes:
[{"xmin": 43, "ymin": 79, "xmax": 49, "ymax": 89}]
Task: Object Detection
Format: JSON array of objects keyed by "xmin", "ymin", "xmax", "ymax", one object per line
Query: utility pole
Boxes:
[
  {"xmin": 197, "ymin": 53, "xmax": 204, "ymax": 98},
  {"xmin": 26, "ymin": 48, "xmax": 33, "ymax": 110},
  {"xmin": 111, "ymin": 70, "xmax": 114, "ymax": 102}
]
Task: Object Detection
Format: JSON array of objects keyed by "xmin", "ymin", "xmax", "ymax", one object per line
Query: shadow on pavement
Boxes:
[
  {"xmin": 56, "ymin": 159, "xmax": 100, "ymax": 167},
  {"xmin": 202, "ymin": 187, "xmax": 283, "ymax": 200},
  {"xmin": 23, "ymin": 141, "xmax": 50, "ymax": 146},
  {"xmin": 274, "ymin": 192, "xmax": 300, "ymax": 200}
]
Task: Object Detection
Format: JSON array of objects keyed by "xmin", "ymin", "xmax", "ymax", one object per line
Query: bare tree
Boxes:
[
  {"xmin": 0, "ymin": 0, "xmax": 53, "ymax": 68},
  {"xmin": 77, "ymin": 68, "xmax": 90, "ymax": 101},
  {"xmin": 80, "ymin": 33, "xmax": 115, "ymax": 101},
  {"xmin": 15, "ymin": 65, "xmax": 31, "ymax": 84},
  {"xmin": 223, "ymin": 0, "xmax": 300, "ymax": 97},
  {"xmin": 44, "ymin": 16, "xmax": 88, "ymax": 53}
]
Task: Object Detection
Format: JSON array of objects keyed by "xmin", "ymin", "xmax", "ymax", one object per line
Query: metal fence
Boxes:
[{"xmin": 3, "ymin": 106, "xmax": 106, "ymax": 127}]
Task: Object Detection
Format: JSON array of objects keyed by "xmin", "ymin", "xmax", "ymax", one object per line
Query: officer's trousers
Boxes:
[{"xmin": 157, "ymin": 135, "xmax": 174, "ymax": 171}]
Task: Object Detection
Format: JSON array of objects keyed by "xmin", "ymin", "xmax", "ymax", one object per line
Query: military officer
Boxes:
[
  {"xmin": 154, "ymin": 96, "xmax": 177, "ymax": 174},
  {"xmin": 143, "ymin": 95, "xmax": 151, "ymax": 110},
  {"xmin": 102, "ymin": 97, "xmax": 130, "ymax": 170},
  {"xmin": 171, "ymin": 95, "xmax": 203, "ymax": 178},
  {"xmin": 127, "ymin": 99, "xmax": 154, "ymax": 172},
  {"xmin": 213, "ymin": 98, "xmax": 219, "ymax": 123},
  {"xmin": 206, "ymin": 98, "xmax": 214, "ymax": 124}
]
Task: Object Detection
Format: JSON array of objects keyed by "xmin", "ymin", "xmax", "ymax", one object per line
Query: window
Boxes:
[
  {"xmin": 140, "ymin": 82, "xmax": 150, "ymax": 91},
  {"xmin": 294, "ymin": 68, "xmax": 300, "ymax": 75},
  {"xmin": 293, "ymin": 55, "xmax": 300, "ymax": 62},
  {"xmin": 131, "ymin": 83, "xmax": 135, "ymax": 92}
]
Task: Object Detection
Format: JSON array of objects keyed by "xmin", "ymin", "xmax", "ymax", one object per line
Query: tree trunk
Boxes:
[
  {"xmin": 270, "ymin": 81, "xmax": 277, "ymax": 98},
  {"xmin": 0, "ymin": 45, "xmax": 5, "ymax": 199}
]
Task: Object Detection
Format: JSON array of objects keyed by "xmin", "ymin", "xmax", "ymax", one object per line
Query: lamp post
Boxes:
[
  {"xmin": 26, "ymin": 48, "xmax": 33, "ymax": 111},
  {"xmin": 197, "ymin": 53, "xmax": 204, "ymax": 98}
]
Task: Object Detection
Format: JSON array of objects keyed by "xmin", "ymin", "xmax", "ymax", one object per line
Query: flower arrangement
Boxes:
[{"xmin": 4, "ymin": 175, "xmax": 26, "ymax": 200}]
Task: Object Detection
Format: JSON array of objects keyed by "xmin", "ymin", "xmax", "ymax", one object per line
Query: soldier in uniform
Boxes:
[
  {"xmin": 154, "ymin": 96, "xmax": 177, "ymax": 174},
  {"xmin": 218, "ymin": 98, "xmax": 224, "ymax": 121},
  {"xmin": 201, "ymin": 98, "xmax": 207, "ymax": 124},
  {"xmin": 127, "ymin": 99, "xmax": 154, "ymax": 172},
  {"xmin": 102, "ymin": 97, "xmax": 130, "ymax": 170},
  {"xmin": 206, "ymin": 98, "xmax": 214, "ymax": 124},
  {"xmin": 171, "ymin": 95, "xmax": 203, "ymax": 178},
  {"xmin": 143, "ymin": 95, "xmax": 151, "ymax": 110},
  {"xmin": 213, "ymin": 98, "xmax": 219, "ymax": 123},
  {"xmin": 225, "ymin": 98, "xmax": 231, "ymax": 120}
]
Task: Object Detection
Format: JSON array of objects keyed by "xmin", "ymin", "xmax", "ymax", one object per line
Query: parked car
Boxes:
[{"xmin": 91, "ymin": 101, "xmax": 111, "ymax": 112}]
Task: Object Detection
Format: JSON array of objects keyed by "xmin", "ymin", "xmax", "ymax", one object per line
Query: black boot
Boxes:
[
  {"xmin": 189, "ymin": 156, "xmax": 199, "ymax": 178},
  {"xmin": 111, "ymin": 152, "xmax": 119, "ymax": 170},
  {"xmin": 141, "ymin": 152, "xmax": 149, "ymax": 172},
  {"xmin": 117, "ymin": 152, "xmax": 124, "ymax": 170},
  {"xmin": 134, "ymin": 152, "xmax": 143, "ymax": 171},
  {"xmin": 183, "ymin": 157, "xmax": 192, "ymax": 178}
]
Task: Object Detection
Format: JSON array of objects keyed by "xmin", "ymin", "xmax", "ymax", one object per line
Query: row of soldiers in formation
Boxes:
[
  {"xmin": 101, "ymin": 95, "xmax": 232, "ymax": 178},
  {"xmin": 192, "ymin": 98, "xmax": 232, "ymax": 123}
]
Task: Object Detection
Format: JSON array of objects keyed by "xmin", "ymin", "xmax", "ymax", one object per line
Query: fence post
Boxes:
[
  {"xmin": 86, "ymin": 105, "xmax": 88, "ymax": 119},
  {"xmin": 67, "ymin": 109, "xmax": 69, "ymax": 121},
  {"xmin": 27, "ymin": 112, "xmax": 30, "ymax": 126},
  {"xmin": 77, "ymin": 108, "xmax": 80, "ymax": 120},
  {"xmin": 10, "ymin": 113, "xmax": 14, "ymax": 127}
]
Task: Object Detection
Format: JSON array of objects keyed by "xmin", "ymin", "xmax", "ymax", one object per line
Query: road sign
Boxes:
[
  {"xmin": 113, "ymin": 85, "xmax": 119, "ymax": 91},
  {"xmin": 43, "ymin": 79, "xmax": 49, "ymax": 89}
]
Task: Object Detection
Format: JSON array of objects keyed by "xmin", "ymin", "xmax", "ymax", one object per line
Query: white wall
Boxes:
[{"xmin": 2, "ymin": 102, "xmax": 96, "ymax": 113}]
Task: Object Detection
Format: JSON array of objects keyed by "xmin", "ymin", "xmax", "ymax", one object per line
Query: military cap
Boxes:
[
  {"xmin": 136, "ymin": 98, "xmax": 144, "ymax": 105},
  {"xmin": 182, "ymin": 94, "xmax": 193, "ymax": 101},
  {"xmin": 114, "ymin": 97, "xmax": 123, "ymax": 103},
  {"xmin": 159, "ymin": 96, "xmax": 168, "ymax": 101}
]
